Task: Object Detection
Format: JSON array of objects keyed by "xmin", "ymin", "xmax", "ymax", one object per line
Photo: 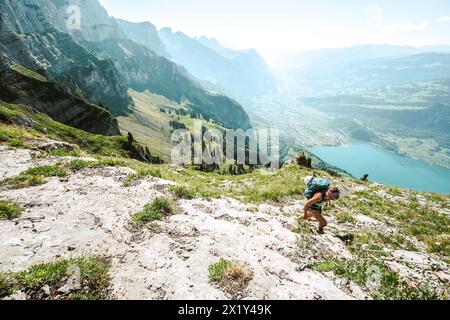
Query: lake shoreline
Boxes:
[{"xmin": 309, "ymin": 140, "xmax": 450, "ymax": 195}]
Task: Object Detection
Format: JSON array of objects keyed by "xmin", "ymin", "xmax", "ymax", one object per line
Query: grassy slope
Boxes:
[
  {"xmin": 117, "ymin": 90, "xmax": 185, "ymax": 160},
  {"xmin": 0, "ymin": 101, "xmax": 155, "ymax": 162},
  {"xmin": 118, "ymin": 89, "xmax": 230, "ymax": 161}
]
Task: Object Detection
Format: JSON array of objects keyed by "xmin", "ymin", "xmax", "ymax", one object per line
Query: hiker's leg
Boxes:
[
  {"xmin": 301, "ymin": 210, "xmax": 316, "ymax": 221},
  {"xmin": 311, "ymin": 210, "xmax": 328, "ymax": 229},
  {"xmin": 306, "ymin": 211, "xmax": 315, "ymax": 219}
]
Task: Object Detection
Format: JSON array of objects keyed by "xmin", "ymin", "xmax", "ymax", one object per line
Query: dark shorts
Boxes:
[{"xmin": 308, "ymin": 204, "xmax": 323, "ymax": 213}]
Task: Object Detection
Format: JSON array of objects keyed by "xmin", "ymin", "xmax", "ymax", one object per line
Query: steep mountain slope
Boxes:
[
  {"xmin": 196, "ymin": 36, "xmax": 238, "ymax": 58},
  {"xmin": 83, "ymin": 38, "xmax": 251, "ymax": 130},
  {"xmin": 0, "ymin": 54, "xmax": 120, "ymax": 136},
  {"xmin": 118, "ymin": 90, "xmax": 235, "ymax": 161},
  {"xmin": 0, "ymin": 102, "xmax": 161, "ymax": 163},
  {"xmin": 53, "ymin": 0, "xmax": 126, "ymax": 42},
  {"xmin": 0, "ymin": 124, "xmax": 448, "ymax": 300},
  {"xmin": 0, "ymin": 0, "xmax": 133, "ymax": 115},
  {"xmin": 116, "ymin": 19, "xmax": 169, "ymax": 58},
  {"xmin": 159, "ymin": 28, "xmax": 275, "ymax": 100}
]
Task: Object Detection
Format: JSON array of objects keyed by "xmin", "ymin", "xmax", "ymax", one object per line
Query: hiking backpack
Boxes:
[{"xmin": 304, "ymin": 177, "xmax": 330, "ymax": 200}]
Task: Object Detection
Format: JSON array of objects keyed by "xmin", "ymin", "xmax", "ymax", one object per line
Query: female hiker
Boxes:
[{"xmin": 301, "ymin": 176, "xmax": 341, "ymax": 234}]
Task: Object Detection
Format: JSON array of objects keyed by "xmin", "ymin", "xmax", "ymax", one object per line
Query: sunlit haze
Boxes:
[{"xmin": 99, "ymin": 0, "xmax": 450, "ymax": 64}]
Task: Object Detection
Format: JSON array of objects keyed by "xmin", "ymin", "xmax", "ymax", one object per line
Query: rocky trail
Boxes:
[{"xmin": 0, "ymin": 142, "xmax": 449, "ymax": 300}]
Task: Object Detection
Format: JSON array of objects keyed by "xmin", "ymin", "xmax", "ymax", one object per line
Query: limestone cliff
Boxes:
[
  {"xmin": 0, "ymin": 0, "xmax": 133, "ymax": 115},
  {"xmin": 0, "ymin": 52, "xmax": 120, "ymax": 136},
  {"xmin": 116, "ymin": 19, "xmax": 170, "ymax": 58}
]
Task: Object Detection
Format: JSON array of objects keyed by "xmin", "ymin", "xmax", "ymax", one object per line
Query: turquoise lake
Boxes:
[{"xmin": 310, "ymin": 142, "xmax": 450, "ymax": 194}]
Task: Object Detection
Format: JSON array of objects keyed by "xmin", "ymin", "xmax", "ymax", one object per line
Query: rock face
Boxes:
[
  {"xmin": 0, "ymin": 145, "xmax": 353, "ymax": 300},
  {"xmin": 0, "ymin": 53, "xmax": 121, "ymax": 136},
  {"xmin": 287, "ymin": 151, "xmax": 313, "ymax": 168},
  {"xmin": 0, "ymin": 0, "xmax": 133, "ymax": 116},
  {"xmin": 116, "ymin": 19, "xmax": 170, "ymax": 58},
  {"xmin": 53, "ymin": 0, "xmax": 126, "ymax": 42}
]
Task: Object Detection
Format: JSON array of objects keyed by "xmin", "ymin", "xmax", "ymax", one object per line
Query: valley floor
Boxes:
[{"xmin": 0, "ymin": 141, "xmax": 449, "ymax": 300}]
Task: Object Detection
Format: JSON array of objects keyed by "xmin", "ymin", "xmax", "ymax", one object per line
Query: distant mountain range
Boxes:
[
  {"xmin": 288, "ymin": 52, "xmax": 450, "ymax": 93},
  {"xmin": 278, "ymin": 44, "xmax": 450, "ymax": 70},
  {"xmin": 159, "ymin": 28, "xmax": 276, "ymax": 101}
]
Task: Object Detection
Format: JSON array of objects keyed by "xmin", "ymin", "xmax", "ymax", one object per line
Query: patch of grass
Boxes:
[
  {"xmin": 209, "ymin": 259, "xmax": 232, "ymax": 283},
  {"xmin": 0, "ymin": 132, "xmax": 7, "ymax": 142},
  {"xmin": 347, "ymin": 233, "xmax": 417, "ymax": 258},
  {"xmin": 170, "ymin": 185, "xmax": 196, "ymax": 199},
  {"xmin": 338, "ymin": 188, "xmax": 450, "ymax": 256},
  {"xmin": 423, "ymin": 193, "xmax": 450, "ymax": 210},
  {"xmin": 7, "ymin": 139, "xmax": 24, "ymax": 147},
  {"xmin": 65, "ymin": 159, "xmax": 99, "ymax": 171},
  {"xmin": 123, "ymin": 167, "xmax": 162, "ymax": 187},
  {"xmin": 422, "ymin": 235, "xmax": 450, "ymax": 256},
  {"xmin": 22, "ymin": 165, "xmax": 67, "ymax": 178},
  {"xmin": 208, "ymin": 259, "xmax": 253, "ymax": 299},
  {"xmin": 145, "ymin": 164, "xmax": 313, "ymax": 204},
  {"xmin": 11, "ymin": 63, "xmax": 47, "ymax": 82},
  {"xmin": 0, "ymin": 200, "xmax": 22, "ymax": 220},
  {"xmin": 292, "ymin": 220, "xmax": 312, "ymax": 234},
  {"xmin": 387, "ymin": 188, "xmax": 403, "ymax": 197},
  {"xmin": 0, "ymin": 123, "xmax": 37, "ymax": 142},
  {"xmin": 97, "ymin": 158, "xmax": 127, "ymax": 167},
  {"xmin": 47, "ymin": 149, "xmax": 80, "ymax": 157},
  {"xmin": 0, "ymin": 257, "xmax": 110, "ymax": 300},
  {"xmin": 132, "ymin": 197, "xmax": 174, "ymax": 223},
  {"xmin": 1, "ymin": 165, "xmax": 67, "ymax": 189},
  {"xmin": 336, "ymin": 212, "xmax": 356, "ymax": 224},
  {"xmin": 312, "ymin": 258, "xmax": 441, "ymax": 300}
]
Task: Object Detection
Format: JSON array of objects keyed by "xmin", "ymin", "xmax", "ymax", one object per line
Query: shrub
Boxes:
[
  {"xmin": 209, "ymin": 259, "xmax": 232, "ymax": 283},
  {"xmin": 170, "ymin": 185, "xmax": 196, "ymax": 199},
  {"xmin": 7, "ymin": 139, "xmax": 23, "ymax": 147},
  {"xmin": 132, "ymin": 197, "xmax": 174, "ymax": 223},
  {"xmin": 0, "ymin": 201, "xmax": 22, "ymax": 220},
  {"xmin": 65, "ymin": 159, "xmax": 98, "ymax": 171},
  {"xmin": 22, "ymin": 165, "xmax": 67, "ymax": 178},
  {"xmin": 1, "ymin": 165, "xmax": 66, "ymax": 188},
  {"xmin": 0, "ymin": 257, "xmax": 110, "ymax": 300},
  {"xmin": 48, "ymin": 149, "xmax": 80, "ymax": 157},
  {"xmin": 208, "ymin": 259, "xmax": 253, "ymax": 299},
  {"xmin": 337, "ymin": 212, "xmax": 356, "ymax": 224}
]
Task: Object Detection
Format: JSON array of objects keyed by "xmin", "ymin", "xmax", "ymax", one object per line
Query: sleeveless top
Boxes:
[{"xmin": 308, "ymin": 193, "xmax": 328, "ymax": 211}]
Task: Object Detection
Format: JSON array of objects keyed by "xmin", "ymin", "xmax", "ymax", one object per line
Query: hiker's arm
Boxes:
[{"xmin": 303, "ymin": 194, "xmax": 322, "ymax": 218}]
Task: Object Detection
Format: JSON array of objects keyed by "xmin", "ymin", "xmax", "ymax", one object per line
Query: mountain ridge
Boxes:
[
  {"xmin": 159, "ymin": 27, "xmax": 275, "ymax": 101},
  {"xmin": 0, "ymin": 0, "xmax": 253, "ymax": 136}
]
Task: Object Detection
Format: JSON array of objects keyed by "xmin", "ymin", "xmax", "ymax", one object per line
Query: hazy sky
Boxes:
[{"xmin": 98, "ymin": 0, "xmax": 450, "ymax": 63}]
